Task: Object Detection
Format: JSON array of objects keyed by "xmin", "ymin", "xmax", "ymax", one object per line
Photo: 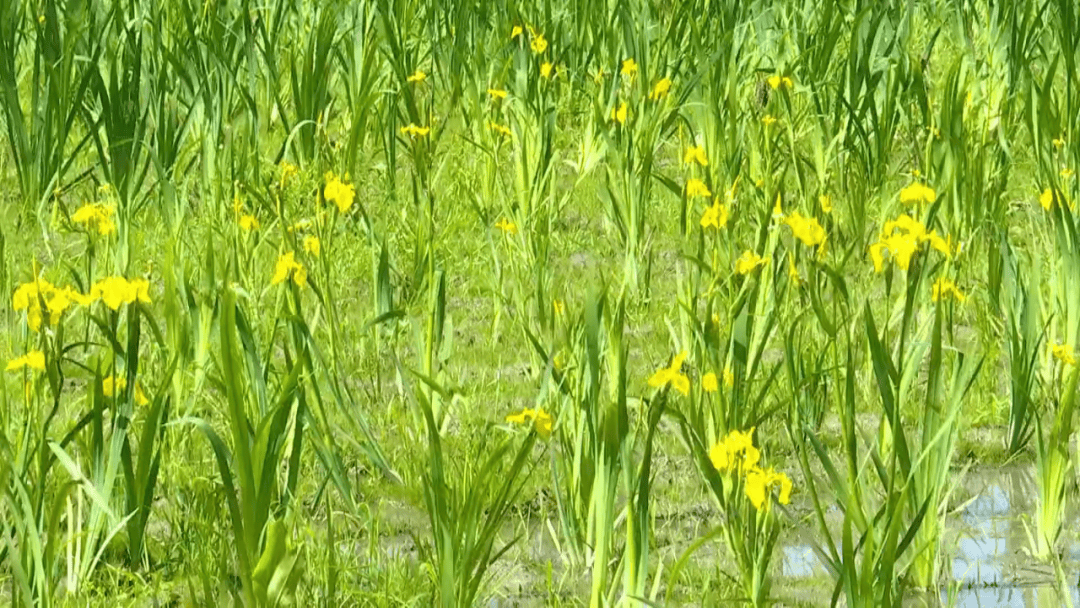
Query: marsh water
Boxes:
[
  {"xmin": 778, "ymin": 466, "xmax": 1080, "ymax": 607},
  {"xmin": 384, "ymin": 466, "xmax": 1080, "ymax": 607}
]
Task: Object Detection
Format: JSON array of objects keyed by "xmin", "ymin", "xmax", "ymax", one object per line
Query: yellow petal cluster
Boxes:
[
  {"xmin": 899, "ymin": 182, "xmax": 937, "ymax": 206},
  {"xmin": 407, "ymin": 70, "xmax": 426, "ymax": 83},
  {"xmin": 931, "ymin": 278, "xmax": 966, "ymax": 303},
  {"xmin": 708, "ymin": 428, "xmax": 760, "ymax": 474},
  {"xmin": 611, "ymin": 102, "xmax": 628, "ymax": 125},
  {"xmin": 13, "ymin": 278, "xmax": 95, "ymax": 331},
  {"xmin": 767, "ymin": 75, "xmax": 793, "ymax": 90},
  {"xmin": 271, "ymin": 252, "xmax": 308, "ymax": 287},
  {"xmin": 772, "ymin": 193, "xmax": 784, "ymax": 221},
  {"xmin": 1052, "ymin": 343, "xmax": 1076, "ymax": 366},
  {"xmin": 400, "ymin": 124, "xmax": 430, "ymax": 138},
  {"xmin": 868, "ymin": 214, "xmax": 951, "ymax": 272},
  {"xmin": 683, "ymin": 145, "xmax": 708, "ymax": 167},
  {"xmin": 324, "ymin": 172, "xmax": 356, "ymax": 213},
  {"xmin": 702, "ymin": 372, "xmax": 718, "ymax": 392},
  {"xmin": 700, "ymin": 199, "xmax": 729, "ymax": 230},
  {"xmin": 490, "ymin": 122, "xmax": 512, "ymax": 138},
  {"xmin": 495, "ymin": 218, "xmax": 518, "ymax": 235},
  {"xmin": 621, "ymin": 58, "xmax": 638, "ymax": 78},
  {"xmin": 649, "ymin": 77, "xmax": 672, "ymax": 100},
  {"xmin": 71, "ymin": 203, "xmax": 117, "ymax": 236},
  {"xmin": 102, "ymin": 374, "xmax": 149, "ymax": 406},
  {"xmin": 90, "ymin": 277, "xmax": 152, "ymax": 310},
  {"xmin": 505, "ymin": 407, "xmax": 553, "ymax": 439},
  {"xmin": 735, "ymin": 251, "xmax": 769, "ymax": 275},
  {"xmin": 1039, "ymin": 187, "xmax": 1073, "ymax": 210},
  {"xmin": 783, "ymin": 211, "xmax": 827, "ymax": 250},
  {"xmin": 710, "ymin": 428, "xmax": 792, "ymax": 511},
  {"xmin": 787, "ymin": 253, "xmax": 803, "ymax": 284},
  {"xmin": 530, "ymin": 33, "xmax": 548, "ymax": 54},
  {"xmin": 279, "ymin": 161, "xmax": 298, "ymax": 189},
  {"xmin": 744, "ymin": 466, "xmax": 793, "ymax": 511},
  {"xmin": 686, "ymin": 179, "xmax": 712, "ymax": 199},
  {"xmin": 487, "ymin": 88, "xmax": 508, "ymax": 100},
  {"xmin": 302, "ymin": 235, "xmax": 321, "ymax": 257},
  {"xmin": 6, "ymin": 350, "xmax": 45, "ymax": 372},
  {"xmin": 239, "ymin": 214, "xmax": 260, "ymax": 231},
  {"xmin": 648, "ymin": 350, "xmax": 690, "ymax": 396},
  {"xmin": 540, "ymin": 62, "xmax": 554, "ymax": 79},
  {"xmin": 1041, "ymin": 188, "xmax": 1056, "ymax": 210}
]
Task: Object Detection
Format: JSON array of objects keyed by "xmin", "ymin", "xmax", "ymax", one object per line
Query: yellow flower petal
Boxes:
[
  {"xmin": 745, "ymin": 467, "xmax": 768, "ymax": 510},
  {"xmin": 649, "ymin": 77, "xmax": 671, "ymax": 100},
  {"xmin": 686, "ymin": 179, "xmax": 712, "ymax": 199},
  {"xmin": 683, "ymin": 146, "xmax": 708, "ymax": 167},
  {"xmin": 6, "ymin": 350, "xmax": 45, "ymax": 372},
  {"xmin": 899, "ymin": 182, "xmax": 937, "ymax": 206},
  {"xmin": 530, "ymin": 34, "xmax": 548, "ymax": 54},
  {"xmin": 702, "ymin": 372, "xmax": 718, "ymax": 393},
  {"xmin": 735, "ymin": 251, "xmax": 768, "ymax": 275}
]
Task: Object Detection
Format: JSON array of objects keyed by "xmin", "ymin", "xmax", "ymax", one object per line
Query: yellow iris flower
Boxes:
[
  {"xmin": 611, "ymin": 102, "xmax": 628, "ymax": 124},
  {"xmin": 649, "ymin": 77, "xmax": 672, "ymax": 100},
  {"xmin": 400, "ymin": 124, "xmax": 431, "ymax": 138},
  {"xmin": 686, "ymin": 179, "xmax": 712, "ymax": 199},
  {"xmin": 700, "ymin": 199, "xmax": 729, "ymax": 230},
  {"xmin": 735, "ymin": 251, "xmax": 769, "ymax": 275},
  {"xmin": 71, "ymin": 203, "xmax": 117, "ymax": 236},
  {"xmin": 506, "ymin": 407, "xmax": 554, "ymax": 439},
  {"xmin": 744, "ymin": 466, "xmax": 793, "ymax": 511},
  {"xmin": 708, "ymin": 428, "xmax": 760, "ymax": 473},
  {"xmin": 899, "ymin": 182, "xmax": 937, "ymax": 206},
  {"xmin": 271, "ymin": 252, "xmax": 308, "ymax": 288},
  {"xmin": 324, "ymin": 172, "xmax": 356, "ymax": 213},
  {"xmin": 701, "ymin": 372, "xmax": 718, "ymax": 393},
  {"xmin": 683, "ymin": 145, "xmax": 708, "ymax": 167},
  {"xmin": 495, "ymin": 217, "xmax": 518, "ymax": 235},
  {"xmin": 869, "ymin": 214, "xmax": 952, "ymax": 272},
  {"xmin": 1052, "ymin": 343, "xmax": 1076, "ymax": 366},
  {"xmin": 648, "ymin": 350, "xmax": 690, "ymax": 396},
  {"xmin": 6, "ymin": 350, "xmax": 45, "ymax": 372},
  {"xmin": 931, "ymin": 278, "xmax": 966, "ymax": 303}
]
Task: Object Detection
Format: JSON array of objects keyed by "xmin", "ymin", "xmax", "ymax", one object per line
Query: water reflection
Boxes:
[
  {"xmin": 777, "ymin": 466, "xmax": 1080, "ymax": 607},
  {"xmin": 952, "ymin": 536, "xmax": 1006, "ymax": 584},
  {"xmin": 781, "ymin": 544, "xmax": 822, "ymax": 578},
  {"xmin": 943, "ymin": 585, "xmax": 1079, "ymax": 608}
]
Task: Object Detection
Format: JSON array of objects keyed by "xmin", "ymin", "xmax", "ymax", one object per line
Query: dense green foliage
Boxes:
[{"xmin": 2, "ymin": 0, "xmax": 1080, "ymax": 605}]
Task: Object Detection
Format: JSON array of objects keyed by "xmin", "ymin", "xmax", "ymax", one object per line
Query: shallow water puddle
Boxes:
[
  {"xmin": 776, "ymin": 467, "xmax": 1080, "ymax": 605},
  {"xmin": 944, "ymin": 584, "xmax": 1080, "ymax": 608}
]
